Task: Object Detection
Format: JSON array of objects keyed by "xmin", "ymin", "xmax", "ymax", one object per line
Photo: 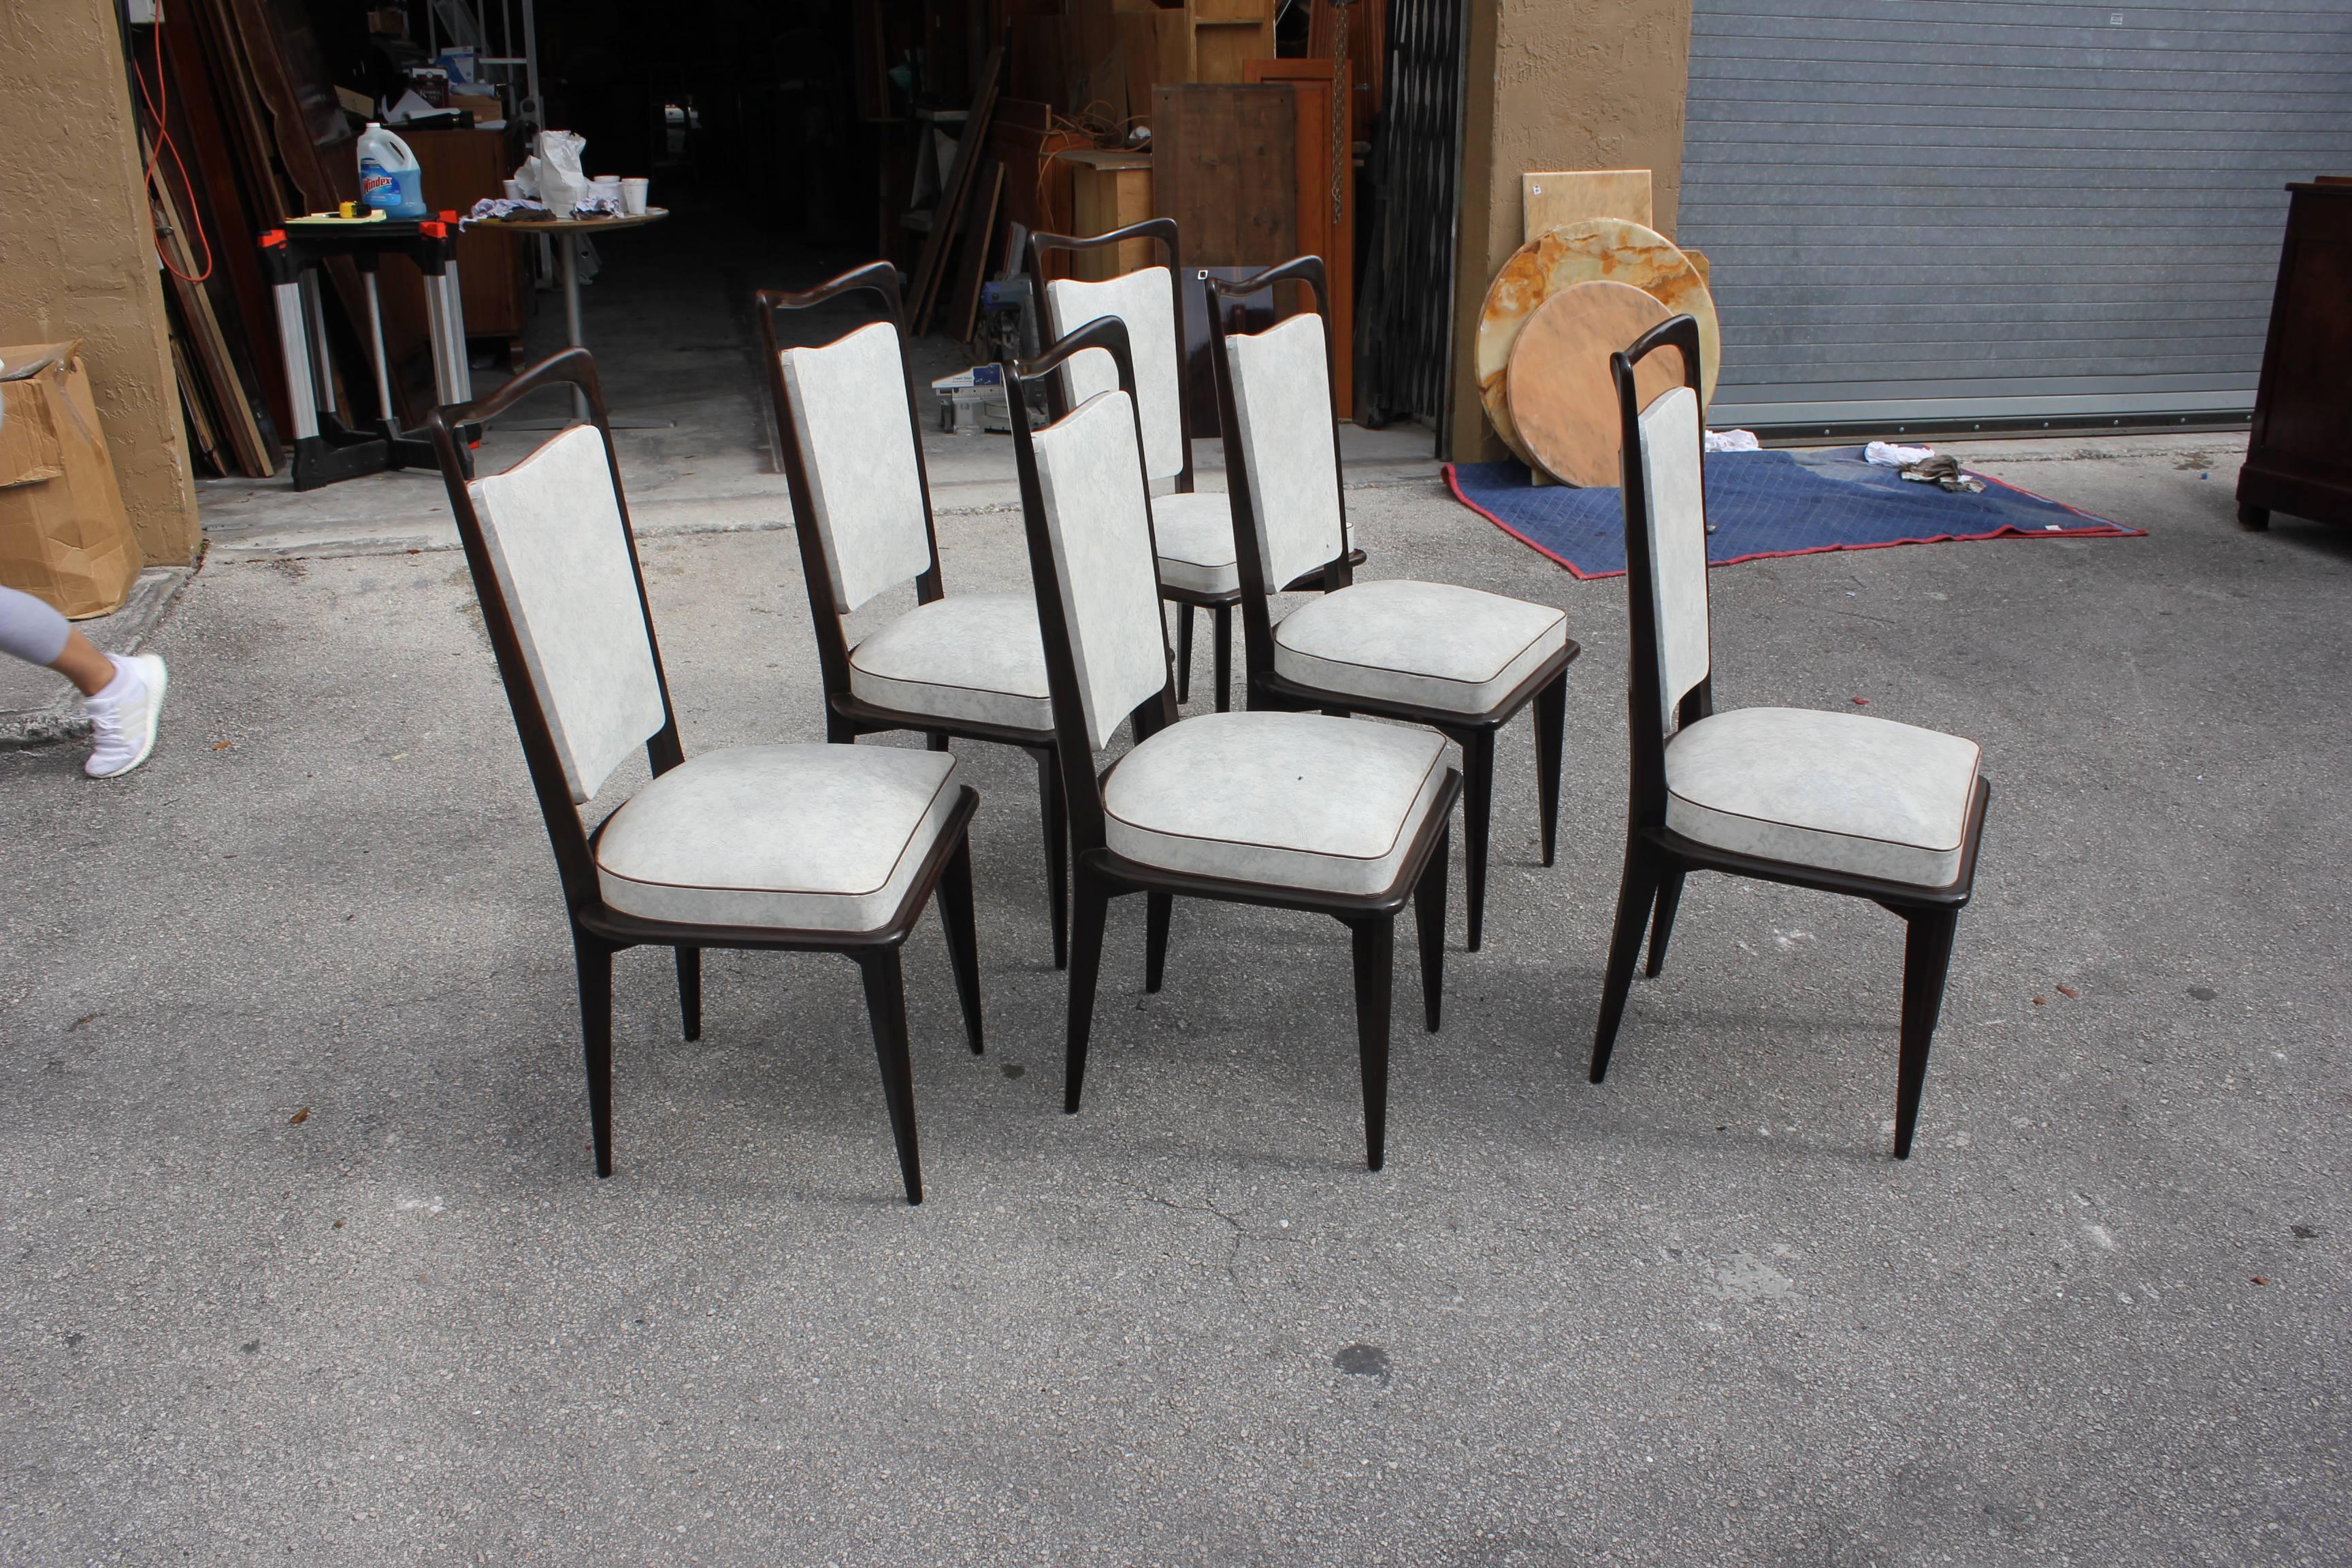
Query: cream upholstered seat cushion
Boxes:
[
  {"xmin": 1150, "ymin": 490, "xmax": 1241, "ymax": 595},
  {"xmin": 1664, "ymin": 706, "xmax": 1981, "ymax": 887},
  {"xmin": 596, "ymin": 745, "xmax": 960, "ymax": 931},
  {"xmin": 847, "ymin": 591, "xmax": 1054, "ymax": 732},
  {"xmin": 1273, "ymin": 578, "xmax": 1568, "ymax": 715},
  {"xmin": 1103, "ymin": 711, "xmax": 1450, "ymax": 896}
]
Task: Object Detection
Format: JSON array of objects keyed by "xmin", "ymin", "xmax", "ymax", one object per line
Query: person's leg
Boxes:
[
  {"xmin": 0, "ymin": 585, "xmax": 169, "ymax": 776},
  {"xmin": 0, "ymin": 584, "xmax": 76, "ymax": 677},
  {"xmin": 50, "ymin": 629, "xmax": 116, "ymax": 696}
]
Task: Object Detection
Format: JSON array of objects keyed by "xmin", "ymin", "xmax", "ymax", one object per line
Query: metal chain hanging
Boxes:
[{"xmin": 1329, "ymin": 0, "xmax": 1354, "ymax": 225}]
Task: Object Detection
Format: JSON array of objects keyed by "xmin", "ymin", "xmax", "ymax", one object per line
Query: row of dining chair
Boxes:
[{"xmin": 424, "ymin": 231, "xmax": 1989, "ymax": 1205}]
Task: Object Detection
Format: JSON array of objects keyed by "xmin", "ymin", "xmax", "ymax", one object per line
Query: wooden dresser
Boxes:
[{"xmin": 2238, "ymin": 179, "xmax": 2352, "ymax": 530}]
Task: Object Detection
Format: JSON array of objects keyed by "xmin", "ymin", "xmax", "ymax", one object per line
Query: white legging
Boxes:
[{"xmin": 0, "ymin": 583, "xmax": 70, "ymax": 668}]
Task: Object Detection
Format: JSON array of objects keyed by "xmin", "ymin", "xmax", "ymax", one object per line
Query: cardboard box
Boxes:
[{"xmin": 0, "ymin": 342, "xmax": 140, "ymax": 619}]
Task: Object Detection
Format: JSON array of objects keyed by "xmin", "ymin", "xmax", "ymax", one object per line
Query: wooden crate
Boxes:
[
  {"xmin": 1186, "ymin": 0, "xmax": 1274, "ymax": 84},
  {"xmin": 1064, "ymin": 150, "xmax": 1156, "ymax": 278}
]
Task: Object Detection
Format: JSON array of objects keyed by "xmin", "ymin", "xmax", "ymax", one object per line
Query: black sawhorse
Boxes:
[{"xmin": 260, "ymin": 216, "xmax": 480, "ymax": 491}]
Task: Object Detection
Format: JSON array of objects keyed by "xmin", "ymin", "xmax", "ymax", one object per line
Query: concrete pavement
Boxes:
[{"xmin": 3, "ymin": 425, "xmax": 2347, "ymax": 1564}]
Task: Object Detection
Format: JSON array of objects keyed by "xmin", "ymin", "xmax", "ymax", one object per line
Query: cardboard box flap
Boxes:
[
  {"xmin": 0, "ymin": 341, "xmax": 82, "ymax": 382},
  {"xmin": 0, "ymin": 382, "xmax": 64, "ymax": 487}
]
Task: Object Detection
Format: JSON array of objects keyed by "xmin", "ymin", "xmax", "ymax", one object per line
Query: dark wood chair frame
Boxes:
[
  {"xmin": 1000, "ymin": 317, "xmax": 1460, "ymax": 1171},
  {"xmin": 1589, "ymin": 315, "xmax": 1991, "ymax": 1160},
  {"xmin": 1204, "ymin": 257, "xmax": 1579, "ymax": 952},
  {"xmin": 756, "ymin": 261, "xmax": 1070, "ymax": 968},
  {"xmin": 1025, "ymin": 220, "xmax": 1362, "ymax": 715},
  {"xmin": 427, "ymin": 349, "xmax": 984, "ymax": 1203}
]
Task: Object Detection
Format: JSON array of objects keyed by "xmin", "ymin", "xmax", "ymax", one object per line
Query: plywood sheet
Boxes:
[
  {"xmin": 1149, "ymin": 84, "xmax": 1296, "ymax": 268},
  {"xmin": 1243, "ymin": 61, "xmax": 1353, "ymax": 416},
  {"xmin": 1476, "ymin": 218, "xmax": 1719, "ymax": 464},
  {"xmin": 1504, "ymin": 281, "xmax": 1675, "ymax": 487},
  {"xmin": 1520, "ymin": 169, "xmax": 1652, "ymax": 244}
]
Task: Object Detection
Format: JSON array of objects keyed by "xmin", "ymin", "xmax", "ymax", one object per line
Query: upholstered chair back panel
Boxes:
[
  {"xmin": 1032, "ymin": 390, "xmax": 1168, "ymax": 749},
  {"xmin": 779, "ymin": 322, "xmax": 934, "ymax": 613},
  {"xmin": 467, "ymin": 424, "xmax": 666, "ymax": 803},
  {"xmin": 1047, "ymin": 269, "xmax": 1184, "ymax": 482},
  {"xmin": 1637, "ymin": 383, "xmax": 1712, "ymax": 729},
  {"xmin": 1226, "ymin": 312, "xmax": 1344, "ymax": 591}
]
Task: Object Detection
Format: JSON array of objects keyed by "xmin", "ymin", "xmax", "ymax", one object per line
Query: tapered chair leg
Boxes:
[
  {"xmin": 1174, "ymin": 602, "xmax": 1195, "ymax": 704},
  {"xmin": 1644, "ymin": 870, "xmax": 1686, "ymax": 978},
  {"xmin": 1063, "ymin": 870, "xmax": 1113, "ymax": 1114},
  {"xmin": 1893, "ymin": 906, "xmax": 1960, "ymax": 1159},
  {"xmin": 674, "ymin": 945, "xmax": 702, "ymax": 1041},
  {"xmin": 1460, "ymin": 726, "xmax": 1496, "ymax": 952},
  {"xmin": 1590, "ymin": 838, "xmax": 1662, "ymax": 1083},
  {"xmin": 1413, "ymin": 824, "xmax": 1450, "ymax": 1032},
  {"xmin": 1036, "ymin": 749, "xmax": 1069, "ymax": 969},
  {"xmin": 936, "ymin": 828, "xmax": 985, "ymax": 1054},
  {"xmin": 572, "ymin": 928, "xmax": 617, "ymax": 1178},
  {"xmin": 1213, "ymin": 604, "xmax": 1233, "ymax": 713},
  {"xmin": 1533, "ymin": 672, "xmax": 1566, "ymax": 868},
  {"xmin": 856, "ymin": 949, "xmax": 924, "ymax": 1205},
  {"xmin": 1144, "ymin": 892, "xmax": 1172, "ymax": 993},
  {"xmin": 1350, "ymin": 917, "xmax": 1396, "ymax": 1171}
]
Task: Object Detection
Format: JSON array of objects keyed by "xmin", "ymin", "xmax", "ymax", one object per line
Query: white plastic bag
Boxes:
[{"xmin": 523, "ymin": 130, "xmax": 589, "ymax": 216}]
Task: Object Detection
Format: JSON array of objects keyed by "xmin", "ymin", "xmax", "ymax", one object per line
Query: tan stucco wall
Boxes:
[
  {"xmin": 0, "ymin": 0, "xmax": 199, "ymax": 565},
  {"xmin": 1446, "ymin": 0, "xmax": 1695, "ymax": 460}
]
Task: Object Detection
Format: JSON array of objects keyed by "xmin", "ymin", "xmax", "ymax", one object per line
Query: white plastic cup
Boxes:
[
  {"xmin": 501, "ymin": 179, "xmax": 524, "ymax": 201},
  {"xmin": 620, "ymin": 178, "xmax": 651, "ymax": 215}
]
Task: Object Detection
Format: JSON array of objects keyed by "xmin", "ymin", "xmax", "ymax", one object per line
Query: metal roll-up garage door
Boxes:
[{"xmin": 1676, "ymin": 0, "xmax": 2352, "ymax": 434}]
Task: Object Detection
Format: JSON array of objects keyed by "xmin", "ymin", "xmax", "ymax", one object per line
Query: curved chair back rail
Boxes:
[
  {"xmin": 1202, "ymin": 257, "xmax": 1353, "ymax": 674},
  {"xmin": 1593, "ymin": 313, "xmax": 1991, "ymax": 1160},
  {"xmin": 1001, "ymin": 313, "xmax": 1163, "ymax": 855},
  {"xmin": 755, "ymin": 263, "xmax": 947, "ymax": 704},
  {"xmin": 1026, "ymin": 218, "xmax": 1195, "ymax": 492},
  {"xmin": 1610, "ymin": 312, "xmax": 1714, "ymax": 823}
]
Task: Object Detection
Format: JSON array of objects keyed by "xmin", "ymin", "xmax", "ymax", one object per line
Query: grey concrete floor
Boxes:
[
  {"xmin": 3, "ymin": 410, "xmax": 2347, "ymax": 1563},
  {"xmin": 193, "ymin": 211, "xmax": 1441, "ymax": 562}
]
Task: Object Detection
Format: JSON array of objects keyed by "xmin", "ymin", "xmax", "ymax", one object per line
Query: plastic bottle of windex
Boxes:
[{"xmin": 355, "ymin": 122, "xmax": 429, "ymax": 218}]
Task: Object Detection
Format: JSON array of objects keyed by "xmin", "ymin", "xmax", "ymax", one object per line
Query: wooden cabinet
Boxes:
[
  {"xmin": 403, "ymin": 127, "xmax": 530, "ymax": 349},
  {"xmin": 1064, "ymin": 151, "xmax": 1155, "ymax": 279},
  {"xmin": 2238, "ymin": 180, "xmax": 2352, "ymax": 531}
]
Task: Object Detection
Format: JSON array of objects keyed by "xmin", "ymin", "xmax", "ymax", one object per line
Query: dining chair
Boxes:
[
  {"xmin": 1205, "ymin": 257, "xmax": 1579, "ymax": 951},
  {"xmin": 757, "ymin": 261, "xmax": 1068, "ymax": 967},
  {"xmin": 1589, "ymin": 314, "xmax": 1992, "ymax": 1158},
  {"xmin": 427, "ymin": 349, "xmax": 983, "ymax": 1203},
  {"xmin": 1001, "ymin": 316, "xmax": 1460, "ymax": 1171},
  {"xmin": 1026, "ymin": 221, "xmax": 1361, "ymax": 714}
]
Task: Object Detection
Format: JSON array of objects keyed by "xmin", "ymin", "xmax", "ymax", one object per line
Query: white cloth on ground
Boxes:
[
  {"xmin": 1865, "ymin": 441, "xmax": 1934, "ymax": 468},
  {"xmin": 1703, "ymin": 429, "xmax": 1760, "ymax": 453}
]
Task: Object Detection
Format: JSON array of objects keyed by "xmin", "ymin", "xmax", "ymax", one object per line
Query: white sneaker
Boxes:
[{"xmin": 83, "ymin": 653, "xmax": 167, "ymax": 779}]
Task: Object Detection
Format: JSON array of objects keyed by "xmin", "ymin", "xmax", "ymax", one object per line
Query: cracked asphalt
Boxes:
[{"xmin": 3, "ymin": 434, "xmax": 2347, "ymax": 1564}]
